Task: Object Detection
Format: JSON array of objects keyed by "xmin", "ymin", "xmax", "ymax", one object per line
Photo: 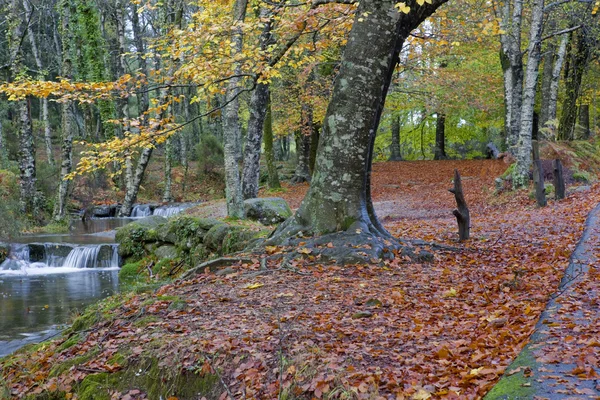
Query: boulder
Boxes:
[
  {"xmin": 204, "ymin": 224, "xmax": 235, "ymax": 252},
  {"xmin": 243, "ymin": 197, "xmax": 292, "ymax": 225},
  {"xmin": 156, "ymin": 216, "xmax": 223, "ymax": 247},
  {"xmin": 115, "ymin": 216, "xmax": 166, "ymax": 259},
  {"xmin": 154, "ymin": 245, "xmax": 178, "ymax": 260}
]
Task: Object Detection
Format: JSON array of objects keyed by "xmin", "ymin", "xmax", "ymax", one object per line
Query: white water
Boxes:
[
  {"xmin": 131, "ymin": 204, "xmax": 152, "ymax": 217},
  {"xmin": 152, "ymin": 204, "xmax": 195, "ymax": 217},
  {"xmin": 0, "ymin": 243, "xmax": 120, "ymax": 276}
]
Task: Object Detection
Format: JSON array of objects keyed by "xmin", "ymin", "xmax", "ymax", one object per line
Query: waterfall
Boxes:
[
  {"xmin": 0, "ymin": 243, "xmax": 120, "ymax": 275},
  {"xmin": 152, "ymin": 204, "xmax": 195, "ymax": 217},
  {"xmin": 131, "ymin": 204, "xmax": 152, "ymax": 218}
]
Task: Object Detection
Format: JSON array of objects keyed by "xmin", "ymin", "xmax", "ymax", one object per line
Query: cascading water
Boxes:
[
  {"xmin": 0, "ymin": 243, "xmax": 120, "ymax": 276},
  {"xmin": 152, "ymin": 203, "xmax": 195, "ymax": 217},
  {"xmin": 131, "ymin": 204, "xmax": 152, "ymax": 218}
]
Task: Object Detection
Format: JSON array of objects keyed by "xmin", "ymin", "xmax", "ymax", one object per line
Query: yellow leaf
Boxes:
[
  {"xmin": 412, "ymin": 388, "xmax": 431, "ymax": 400},
  {"xmin": 443, "ymin": 288, "xmax": 458, "ymax": 298},
  {"xmin": 416, "ymin": 0, "xmax": 425, "ymax": 5},
  {"xmin": 298, "ymin": 248, "xmax": 312, "ymax": 254},
  {"xmin": 395, "ymin": 2, "xmax": 411, "ymax": 13},
  {"xmin": 469, "ymin": 367, "xmax": 484, "ymax": 376},
  {"xmin": 245, "ymin": 283, "xmax": 264, "ymax": 290}
]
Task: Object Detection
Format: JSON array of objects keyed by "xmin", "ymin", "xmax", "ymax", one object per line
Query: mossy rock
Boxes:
[
  {"xmin": 484, "ymin": 347, "xmax": 537, "ymax": 399},
  {"xmin": 204, "ymin": 224, "xmax": 236, "ymax": 252},
  {"xmin": 190, "ymin": 244, "xmax": 211, "ymax": 265},
  {"xmin": 118, "ymin": 261, "xmax": 143, "ymax": 283},
  {"xmin": 243, "ymin": 197, "xmax": 292, "ymax": 225},
  {"xmin": 222, "ymin": 227, "xmax": 269, "ymax": 254},
  {"xmin": 115, "ymin": 216, "xmax": 166, "ymax": 260},
  {"xmin": 156, "ymin": 216, "xmax": 224, "ymax": 249},
  {"xmin": 154, "ymin": 245, "xmax": 178, "ymax": 260}
]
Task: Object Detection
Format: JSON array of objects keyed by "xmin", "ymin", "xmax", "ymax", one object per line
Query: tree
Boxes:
[{"xmin": 269, "ymin": 0, "xmax": 449, "ymax": 262}]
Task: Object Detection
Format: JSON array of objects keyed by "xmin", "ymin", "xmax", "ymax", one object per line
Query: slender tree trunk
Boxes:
[
  {"xmin": 513, "ymin": 0, "xmax": 544, "ymax": 188},
  {"xmin": 54, "ymin": 0, "xmax": 75, "ymax": 220},
  {"xmin": 434, "ymin": 113, "xmax": 446, "ymax": 160},
  {"xmin": 388, "ymin": 114, "xmax": 402, "ymax": 161},
  {"xmin": 291, "ymin": 102, "xmax": 313, "ymax": 183},
  {"xmin": 242, "ymin": 83, "xmax": 270, "ymax": 199},
  {"xmin": 163, "ymin": 137, "xmax": 174, "ymax": 202},
  {"xmin": 309, "ymin": 122, "xmax": 320, "ymax": 174},
  {"xmin": 540, "ymin": 39, "xmax": 556, "ymax": 131},
  {"xmin": 9, "ymin": 0, "xmax": 37, "ymax": 215},
  {"xmin": 23, "ymin": 0, "xmax": 54, "ymax": 168},
  {"xmin": 264, "ymin": 94, "xmax": 280, "ymax": 190},
  {"xmin": 558, "ymin": 29, "xmax": 590, "ymax": 140},
  {"xmin": 548, "ymin": 34, "xmax": 569, "ymax": 127},
  {"xmin": 119, "ymin": 3, "xmax": 154, "ymax": 217},
  {"xmin": 221, "ymin": 0, "xmax": 248, "ymax": 218}
]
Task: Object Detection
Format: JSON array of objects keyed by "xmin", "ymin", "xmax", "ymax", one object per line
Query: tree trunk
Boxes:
[
  {"xmin": 576, "ymin": 104, "xmax": 590, "ymax": 139},
  {"xmin": 221, "ymin": 0, "xmax": 248, "ymax": 218},
  {"xmin": 513, "ymin": 0, "xmax": 544, "ymax": 188},
  {"xmin": 291, "ymin": 104, "xmax": 312, "ymax": 183},
  {"xmin": 388, "ymin": 114, "xmax": 402, "ymax": 161},
  {"xmin": 242, "ymin": 83, "xmax": 270, "ymax": 199},
  {"xmin": 539, "ymin": 36, "xmax": 556, "ymax": 131},
  {"xmin": 553, "ymin": 159, "xmax": 565, "ymax": 200},
  {"xmin": 558, "ymin": 30, "xmax": 590, "ymax": 140},
  {"xmin": 434, "ymin": 113, "xmax": 446, "ymax": 160},
  {"xmin": 449, "ymin": 169, "xmax": 470, "ymax": 240},
  {"xmin": 547, "ymin": 34, "xmax": 569, "ymax": 130},
  {"xmin": 162, "ymin": 137, "xmax": 174, "ymax": 202},
  {"xmin": 269, "ymin": 0, "xmax": 448, "ymax": 258},
  {"xmin": 264, "ymin": 94, "xmax": 281, "ymax": 190},
  {"xmin": 9, "ymin": 0, "xmax": 37, "ymax": 215},
  {"xmin": 54, "ymin": 0, "xmax": 75, "ymax": 220}
]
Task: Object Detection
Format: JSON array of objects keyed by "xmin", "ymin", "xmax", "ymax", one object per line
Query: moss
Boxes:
[
  {"xmin": 484, "ymin": 347, "xmax": 537, "ymax": 399},
  {"xmin": 107, "ymin": 351, "xmax": 129, "ymax": 366},
  {"xmin": 544, "ymin": 183, "xmax": 555, "ymax": 194},
  {"xmin": 573, "ymin": 170, "xmax": 593, "ymax": 183},
  {"xmin": 501, "ymin": 163, "xmax": 515, "ymax": 180},
  {"xmin": 49, "ymin": 350, "xmax": 98, "ymax": 377},
  {"xmin": 118, "ymin": 261, "xmax": 143, "ymax": 283},
  {"xmin": 133, "ymin": 316, "xmax": 160, "ymax": 328},
  {"xmin": 74, "ymin": 358, "xmax": 221, "ymax": 400},
  {"xmin": 168, "ymin": 299, "xmax": 187, "ymax": 311},
  {"xmin": 57, "ymin": 333, "xmax": 82, "ymax": 352},
  {"xmin": 39, "ymin": 220, "xmax": 70, "ymax": 234},
  {"xmin": 221, "ymin": 226, "xmax": 261, "ymax": 254}
]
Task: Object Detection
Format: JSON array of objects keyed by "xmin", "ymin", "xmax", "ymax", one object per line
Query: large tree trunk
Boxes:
[
  {"xmin": 221, "ymin": 0, "xmax": 248, "ymax": 218},
  {"xmin": 162, "ymin": 137, "xmax": 174, "ymax": 202},
  {"xmin": 434, "ymin": 113, "xmax": 447, "ymax": 160},
  {"xmin": 513, "ymin": 0, "xmax": 544, "ymax": 188},
  {"xmin": 388, "ymin": 114, "xmax": 402, "ymax": 161},
  {"xmin": 577, "ymin": 104, "xmax": 590, "ymax": 139},
  {"xmin": 539, "ymin": 35, "xmax": 556, "ymax": 131},
  {"xmin": 558, "ymin": 29, "xmax": 590, "ymax": 140},
  {"xmin": 269, "ymin": 0, "xmax": 448, "ymax": 262}
]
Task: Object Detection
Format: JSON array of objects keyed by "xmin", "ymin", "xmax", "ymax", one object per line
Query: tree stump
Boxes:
[
  {"xmin": 533, "ymin": 160, "xmax": 547, "ymax": 207},
  {"xmin": 553, "ymin": 159, "xmax": 565, "ymax": 200},
  {"xmin": 449, "ymin": 169, "xmax": 470, "ymax": 241}
]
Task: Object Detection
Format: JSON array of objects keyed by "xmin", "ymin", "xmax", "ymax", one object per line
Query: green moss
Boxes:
[
  {"xmin": 57, "ymin": 334, "xmax": 82, "ymax": 352},
  {"xmin": 133, "ymin": 316, "xmax": 160, "ymax": 328},
  {"xmin": 573, "ymin": 170, "xmax": 593, "ymax": 183},
  {"xmin": 544, "ymin": 183, "xmax": 555, "ymax": 194},
  {"xmin": 118, "ymin": 261, "xmax": 143, "ymax": 283},
  {"xmin": 49, "ymin": 350, "xmax": 98, "ymax": 378},
  {"xmin": 74, "ymin": 358, "xmax": 221, "ymax": 400},
  {"xmin": 484, "ymin": 347, "xmax": 537, "ymax": 399},
  {"xmin": 39, "ymin": 220, "xmax": 69, "ymax": 234},
  {"xmin": 501, "ymin": 163, "xmax": 515, "ymax": 180}
]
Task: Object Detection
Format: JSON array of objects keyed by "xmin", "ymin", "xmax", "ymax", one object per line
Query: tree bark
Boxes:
[
  {"xmin": 242, "ymin": 83, "xmax": 270, "ymax": 199},
  {"xmin": 558, "ymin": 30, "xmax": 590, "ymax": 140},
  {"xmin": 539, "ymin": 34, "xmax": 556, "ymax": 131},
  {"xmin": 221, "ymin": 0, "xmax": 248, "ymax": 218},
  {"xmin": 449, "ymin": 169, "xmax": 470, "ymax": 240},
  {"xmin": 513, "ymin": 0, "xmax": 544, "ymax": 188},
  {"xmin": 264, "ymin": 93, "xmax": 281, "ymax": 190},
  {"xmin": 9, "ymin": 0, "xmax": 37, "ymax": 215},
  {"xmin": 388, "ymin": 114, "xmax": 402, "ymax": 161},
  {"xmin": 23, "ymin": 0, "xmax": 54, "ymax": 168},
  {"xmin": 270, "ymin": 0, "xmax": 448, "ymax": 251},
  {"xmin": 547, "ymin": 34, "xmax": 569, "ymax": 130},
  {"xmin": 577, "ymin": 104, "xmax": 590, "ymax": 139},
  {"xmin": 291, "ymin": 104, "xmax": 313, "ymax": 184},
  {"xmin": 553, "ymin": 158, "xmax": 565, "ymax": 200},
  {"xmin": 54, "ymin": 0, "xmax": 75, "ymax": 220},
  {"xmin": 434, "ymin": 113, "xmax": 446, "ymax": 160}
]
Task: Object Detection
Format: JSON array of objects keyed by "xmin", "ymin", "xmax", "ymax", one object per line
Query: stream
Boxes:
[{"xmin": 0, "ymin": 203, "xmax": 193, "ymax": 357}]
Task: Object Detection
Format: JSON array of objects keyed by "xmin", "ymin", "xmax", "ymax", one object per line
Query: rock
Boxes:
[
  {"xmin": 204, "ymin": 224, "xmax": 236, "ymax": 252},
  {"xmin": 115, "ymin": 216, "xmax": 166, "ymax": 259},
  {"xmin": 190, "ymin": 244, "xmax": 210, "ymax": 265},
  {"xmin": 155, "ymin": 245, "xmax": 178, "ymax": 260},
  {"xmin": 92, "ymin": 205, "xmax": 112, "ymax": 218},
  {"xmin": 244, "ymin": 197, "xmax": 292, "ymax": 225},
  {"xmin": 156, "ymin": 216, "xmax": 223, "ymax": 247},
  {"xmin": 28, "ymin": 244, "xmax": 47, "ymax": 262},
  {"xmin": 351, "ymin": 311, "xmax": 373, "ymax": 319},
  {"xmin": 222, "ymin": 228, "xmax": 260, "ymax": 254},
  {"xmin": 568, "ymin": 185, "xmax": 591, "ymax": 195}
]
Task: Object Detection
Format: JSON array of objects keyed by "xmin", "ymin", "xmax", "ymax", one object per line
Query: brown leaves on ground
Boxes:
[{"xmin": 3, "ymin": 160, "xmax": 600, "ymax": 400}]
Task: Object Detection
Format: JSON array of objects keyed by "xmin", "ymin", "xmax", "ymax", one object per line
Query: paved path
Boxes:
[{"xmin": 485, "ymin": 204, "xmax": 600, "ymax": 399}]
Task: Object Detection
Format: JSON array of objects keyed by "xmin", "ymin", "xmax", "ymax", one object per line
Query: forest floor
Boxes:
[{"xmin": 2, "ymin": 159, "xmax": 600, "ymax": 400}]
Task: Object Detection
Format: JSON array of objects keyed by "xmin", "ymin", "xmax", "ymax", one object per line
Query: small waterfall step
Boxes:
[{"xmin": 0, "ymin": 242, "xmax": 120, "ymax": 275}]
